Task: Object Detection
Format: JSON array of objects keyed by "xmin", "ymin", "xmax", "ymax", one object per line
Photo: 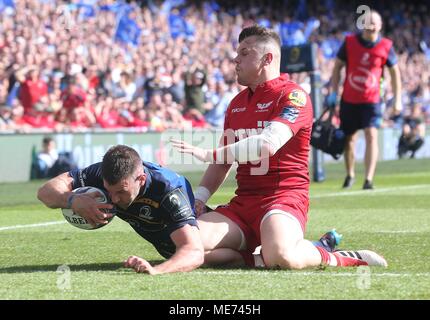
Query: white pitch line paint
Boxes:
[
  {"xmin": 376, "ymin": 230, "xmax": 421, "ymax": 234},
  {"xmin": 1, "ymin": 184, "xmax": 429, "ymax": 232},
  {"xmin": 0, "ymin": 221, "xmax": 66, "ymax": 231},
  {"xmin": 310, "ymin": 184, "xmax": 430, "ymax": 199},
  {"xmin": 194, "ymin": 271, "xmax": 430, "ymax": 277}
]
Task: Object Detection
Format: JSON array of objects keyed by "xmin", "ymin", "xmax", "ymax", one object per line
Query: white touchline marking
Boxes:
[
  {"xmin": 0, "ymin": 221, "xmax": 66, "ymax": 231},
  {"xmin": 194, "ymin": 271, "xmax": 430, "ymax": 277},
  {"xmin": 212, "ymin": 184, "xmax": 430, "ymax": 201},
  {"xmin": 376, "ymin": 230, "xmax": 421, "ymax": 234},
  {"xmin": 310, "ymin": 184, "xmax": 430, "ymax": 199}
]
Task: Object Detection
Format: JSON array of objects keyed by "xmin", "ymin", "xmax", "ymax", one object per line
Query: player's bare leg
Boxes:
[
  {"xmin": 198, "ymin": 211, "xmax": 246, "ymax": 266},
  {"xmin": 343, "ymin": 132, "xmax": 358, "ymax": 188},
  {"xmin": 260, "ymin": 211, "xmax": 322, "ymax": 269},
  {"xmin": 203, "ymin": 248, "xmax": 245, "ymax": 267},
  {"xmin": 363, "ymin": 127, "xmax": 378, "ymax": 189},
  {"xmin": 259, "ymin": 210, "xmax": 387, "ymax": 269}
]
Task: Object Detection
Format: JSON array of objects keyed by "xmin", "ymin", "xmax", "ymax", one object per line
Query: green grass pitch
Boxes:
[{"xmin": 0, "ymin": 158, "xmax": 429, "ymax": 299}]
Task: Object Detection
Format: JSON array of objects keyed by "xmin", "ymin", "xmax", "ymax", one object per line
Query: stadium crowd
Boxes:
[{"xmin": 0, "ymin": 0, "xmax": 429, "ymax": 133}]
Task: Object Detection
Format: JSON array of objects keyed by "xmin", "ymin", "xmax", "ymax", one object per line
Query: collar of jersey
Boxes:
[
  {"xmin": 139, "ymin": 166, "xmax": 152, "ymax": 196},
  {"xmin": 357, "ymin": 32, "xmax": 381, "ymax": 47},
  {"xmin": 252, "ymin": 73, "xmax": 290, "ymax": 93}
]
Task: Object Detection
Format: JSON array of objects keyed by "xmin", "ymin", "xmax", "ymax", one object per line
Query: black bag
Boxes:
[{"xmin": 310, "ymin": 107, "xmax": 345, "ymax": 160}]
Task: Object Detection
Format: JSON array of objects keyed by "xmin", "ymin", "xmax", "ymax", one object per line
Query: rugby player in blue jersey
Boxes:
[{"xmin": 38, "ymin": 144, "xmax": 203, "ymax": 275}]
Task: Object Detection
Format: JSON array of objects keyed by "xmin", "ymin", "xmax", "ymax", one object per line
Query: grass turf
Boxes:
[{"xmin": 0, "ymin": 158, "xmax": 429, "ymax": 299}]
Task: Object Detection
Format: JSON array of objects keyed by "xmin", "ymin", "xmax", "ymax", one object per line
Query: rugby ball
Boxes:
[{"xmin": 61, "ymin": 186, "xmax": 115, "ymax": 230}]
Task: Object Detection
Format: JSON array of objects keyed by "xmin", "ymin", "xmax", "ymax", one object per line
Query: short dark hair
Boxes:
[
  {"xmin": 42, "ymin": 136, "xmax": 54, "ymax": 145},
  {"xmin": 238, "ymin": 25, "xmax": 281, "ymax": 48},
  {"xmin": 102, "ymin": 145, "xmax": 142, "ymax": 185}
]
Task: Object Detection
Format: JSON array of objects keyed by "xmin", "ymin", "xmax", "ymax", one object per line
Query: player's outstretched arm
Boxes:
[
  {"xmin": 37, "ymin": 172, "xmax": 74, "ymax": 209},
  {"xmin": 124, "ymin": 225, "xmax": 204, "ymax": 275},
  {"xmin": 37, "ymin": 172, "xmax": 113, "ymax": 227},
  {"xmin": 193, "ymin": 162, "xmax": 231, "ymax": 216},
  {"xmin": 171, "ymin": 121, "xmax": 293, "ymax": 164}
]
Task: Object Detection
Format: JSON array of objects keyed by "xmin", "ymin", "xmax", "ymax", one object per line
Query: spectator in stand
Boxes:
[
  {"xmin": 0, "ymin": 105, "xmax": 13, "ymax": 131},
  {"xmin": 0, "ymin": 0, "xmax": 429, "ymax": 133},
  {"xmin": 15, "ymin": 66, "xmax": 48, "ymax": 114},
  {"xmin": 95, "ymin": 97, "xmax": 120, "ymax": 129},
  {"xmin": 119, "ymin": 71, "xmax": 137, "ymax": 102},
  {"xmin": 205, "ymin": 81, "xmax": 238, "ymax": 128},
  {"xmin": 60, "ymin": 76, "xmax": 87, "ymax": 116},
  {"xmin": 144, "ymin": 66, "xmax": 171, "ymax": 103},
  {"xmin": 184, "ymin": 64, "xmax": 207, "ymax": 117}
]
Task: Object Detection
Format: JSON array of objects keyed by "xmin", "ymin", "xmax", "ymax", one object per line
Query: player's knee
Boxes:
[
  {"xmin": 264, "ymin": 248, "xmax": 306, "ymax": 270},
  {"xmin": 278, "ymin": 252, "xmax": 307, "ymax": 270}
]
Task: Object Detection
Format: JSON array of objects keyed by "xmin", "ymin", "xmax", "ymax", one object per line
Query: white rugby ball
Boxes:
[{"xmin": 62, "ymin": 186, "xmax": 115, "ymax": 230}]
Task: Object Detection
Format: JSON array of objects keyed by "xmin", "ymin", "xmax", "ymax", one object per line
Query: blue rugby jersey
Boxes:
[{"xmin": 69, "ymin": 161, "xmax": 197, "ymax": 258}]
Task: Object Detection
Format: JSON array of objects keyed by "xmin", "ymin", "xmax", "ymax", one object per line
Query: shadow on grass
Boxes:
[
  {"xmin": 0, "ymin": 260, "xmax": 165, "ymax": 273},
  {"xmin": 0, "ymin": 261, "xmax": 258, "ymax": 274}
]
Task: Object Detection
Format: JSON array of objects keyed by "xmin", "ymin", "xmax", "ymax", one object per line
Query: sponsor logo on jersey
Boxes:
[
  {"xmin": 231, "ymin": 107, "xmax": 246, "ymax": 113},
  {"xmin": 347, "ymin": 67, "xmax": 377, "ymax": 92},
  {"xmin": 280, "ymin": 106, "xmax": 300, "ymax": 123},
  {"xmin": 169, "ymin": 194, "xmax": 180, "ymax": 208},
  {"xmin": 256, "ymin": 101, "xmax": 273, "ymax": 112},
  {"xmin": 138, "ymin": 206, "xmax": 154, "ymax": 220},
  {"xmin": 360, "ymin": 52, "xmax": 370, "ymax": 66},
  {"xmin": 134, "ymin": 197, "xmax": 160, "ymax": 208},
  {"xmin": 288, "ymin": 89, "xmax": 307, "ymax": 108}
]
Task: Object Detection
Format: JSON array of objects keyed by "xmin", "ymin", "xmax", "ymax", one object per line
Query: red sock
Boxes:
[
  {"xmin": 316, "ymin": 246, "xmax": 337, "ymax": 266},
  {"xmin": 316, "ymin": 247, "xmax": 368, "ymax": 267},
  {"xmin": 239, "ymin": 250, "xmax": 255, "ymax": 267},
  {"xmin": 333, "ymin": 251, "xmax": 368, "ymax": 267}
]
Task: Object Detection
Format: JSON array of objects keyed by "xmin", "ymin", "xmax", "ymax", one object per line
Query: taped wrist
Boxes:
[{"xmin": 66, "ymin": 194, "xmax": 76, "ymax": 209}]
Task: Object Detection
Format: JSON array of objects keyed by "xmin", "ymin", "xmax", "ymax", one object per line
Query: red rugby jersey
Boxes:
[
  {"xmin": 223, "ymin": 74, "xmax": 313, "ymax": 197},
  {"xmin": 342, "ymin": 34, "xmax": 392, "ymax": 104}
]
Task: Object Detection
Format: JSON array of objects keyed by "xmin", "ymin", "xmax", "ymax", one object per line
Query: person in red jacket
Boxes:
[
  {"xmin": 329, "ymin": 10, "xmax": 402, "ymax": 190},
  {"xmin": 60, "ymin": 76, "xmax": 87, "ymax": 114},
  {"xmin": 172, "ymin": 25, "xmax": 388, "ymax": 270},
  {"xmin": 16, "ymin": 66, "xmax": 48, "ymax": 114}
]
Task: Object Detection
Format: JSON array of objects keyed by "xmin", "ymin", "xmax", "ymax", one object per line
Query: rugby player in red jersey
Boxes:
[{"xmin": 172, "ymin": 25, "xmax": 387, "ymax": 269}]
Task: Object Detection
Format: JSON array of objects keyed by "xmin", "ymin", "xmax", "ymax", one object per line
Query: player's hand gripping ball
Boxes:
[{"xmin": 62, "ymin": 187, "xmax": 115, "ymax": 230}]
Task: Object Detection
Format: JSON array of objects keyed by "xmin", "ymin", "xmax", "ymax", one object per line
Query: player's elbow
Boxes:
[
  {"xmin": 193, "ymin": 246, "xmax": 205, "ymax": 268},
  {"xmin": 37, "ymin": 185, "xmax": 47, "ymax": 204},
  {"xmin": 186, "ymin": 246, "xmax": 205, "ymax": 270},
  {"xmin": 37, "ymin": 185, "xmax": 55, "ymax": 209}
]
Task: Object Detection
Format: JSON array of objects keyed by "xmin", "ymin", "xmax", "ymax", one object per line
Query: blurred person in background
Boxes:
[
  {"xmin": 328, "ymin": 10, "xmax": 402, "ymax": 190},
  {"xmin": 183, "ymin": 63, "xmax": 207, "ymax": 121},
  {"xmin": 16, "ymin": 66, "xmax": 48, "ymax": 114},
  {"xmin": 32, "ymin": 136, "xmax": 58, "ymax": 179},
  {"xmin": 398, "ymin": 103, "xmax": 426, "ymax": 158}
]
